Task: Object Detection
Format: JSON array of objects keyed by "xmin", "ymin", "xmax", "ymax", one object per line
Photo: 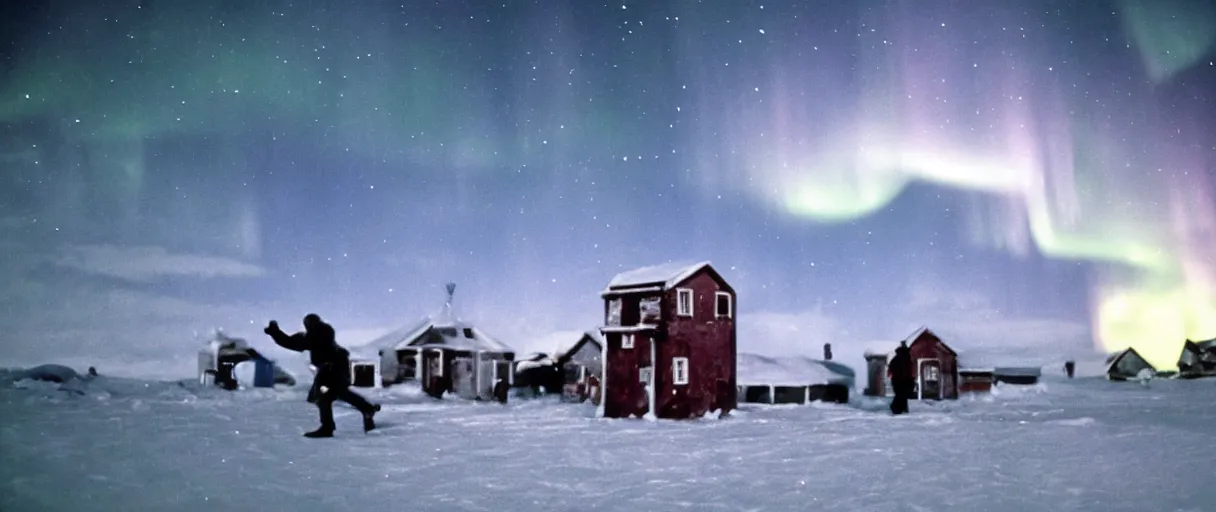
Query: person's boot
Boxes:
[
  {"xmin": 363, "ymin": 404, "xmax": 381, "ymax": 432},
  {"xmin": 304, "ymin": 426, "xmax": 334, "ymax": 438}
]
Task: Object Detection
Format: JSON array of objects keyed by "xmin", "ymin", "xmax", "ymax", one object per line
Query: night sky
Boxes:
[{"xmin": 1, "ymin": 0, "xmax": 1213, "ymax": 377}]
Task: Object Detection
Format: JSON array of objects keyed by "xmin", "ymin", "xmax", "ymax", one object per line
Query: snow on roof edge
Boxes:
[{"xmin": 604, "ymin": 260, "xmax": 712, "ymax": 292}]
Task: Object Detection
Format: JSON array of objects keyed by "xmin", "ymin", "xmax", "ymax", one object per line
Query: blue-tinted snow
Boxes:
[{"xmin": 1, "ymin": 371, "xmax": 1212, "ymax": 511}]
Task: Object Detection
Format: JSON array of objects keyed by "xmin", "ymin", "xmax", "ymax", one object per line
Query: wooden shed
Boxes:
[
  {"xmin": 598, "ymin": 261, "xmax": 737, "ymax": 419},
  {"xmin": 893, "ymin": 327, "xmax": 959, "ymax": 400}
]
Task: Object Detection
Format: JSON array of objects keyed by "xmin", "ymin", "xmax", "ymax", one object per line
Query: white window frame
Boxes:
[
  {"xmin": 607, "ymin": 298, "xmax": 622, "ymax": 326},
  {"xmin": 621, "ymin": 333, "xmax": 634, "ymax": 349},
  {"xmin": 639, "ymin": 366, "xmax": 652, "ymax": 384},
  {"xmin": 673, "ymin": 357, "xmax": 689, "ymax": 386},
  {"xmin": 676, "ymin": 288, "xmax": 694, "ymax": 317},
  {"xmin": 714, "ymin": 291, "xmax": 732, "ymax": 318}
]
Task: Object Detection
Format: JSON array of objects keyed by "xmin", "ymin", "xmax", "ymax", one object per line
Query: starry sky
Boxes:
[{"xmin": 1, "ymin": 0, "xmax": 1213, "ymax": 378}]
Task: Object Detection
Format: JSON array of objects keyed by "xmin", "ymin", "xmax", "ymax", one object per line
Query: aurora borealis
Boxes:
[{"xmin": 0, "ymin": 0, "xmax": 1213, "ymax": 375}]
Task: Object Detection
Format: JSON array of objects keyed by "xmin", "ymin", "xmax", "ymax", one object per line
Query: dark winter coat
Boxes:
[
  {"xmin": 889, "ymin": 346, "xmax": 915, "ymax": 391},
  {"xmin": 267, "ymin": 321, "xmax": 352, "ymax": 390}
]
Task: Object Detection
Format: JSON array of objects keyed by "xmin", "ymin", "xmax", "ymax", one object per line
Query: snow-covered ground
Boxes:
[{"xmin": 2, "ymin": 371, "xmax": 1212, "ymax": 512}]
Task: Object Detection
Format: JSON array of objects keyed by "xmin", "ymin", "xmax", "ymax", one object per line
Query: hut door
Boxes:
[{"xmin": 918, "ymin": 359, "xmax": 942, "ymax": 400}]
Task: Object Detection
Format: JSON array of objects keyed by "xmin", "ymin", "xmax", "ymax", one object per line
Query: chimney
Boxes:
[{"xmin": 823, "ymin": 343, "xmax": 833, "ymax": 361}]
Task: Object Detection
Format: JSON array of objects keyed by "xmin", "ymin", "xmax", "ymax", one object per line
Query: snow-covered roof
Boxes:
[
  {"xmin": 737, "ymin": 353, "xmax": 851, "ymax": 386},
  {"xmin": 515, "ymin": 357, "xmax": 553, "ymax": 372},
  {"xmin": 364, "ymin": 310, "xmax": 513, "ymax": 354},
  {"xmin": 603, "ymin": 261, "xmax": 712, "ymax": 293}
]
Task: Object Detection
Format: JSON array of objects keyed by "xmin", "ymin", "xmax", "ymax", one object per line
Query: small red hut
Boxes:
[
  {"xmin": 897, "ymin": 327, "xmax": 960, "ymax": 400},
  {"xmin": 598, "ymin": 261, "xmax": 737, "ymax": 420}
]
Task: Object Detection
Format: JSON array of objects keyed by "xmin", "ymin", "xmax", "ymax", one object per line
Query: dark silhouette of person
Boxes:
[
  {"xmin": 265, "ymin": 314, "xmax": 380, "ymax": 438},
  {"xmin": 888, "ymin": 341, "xmax": 915, "ymax": 415}
]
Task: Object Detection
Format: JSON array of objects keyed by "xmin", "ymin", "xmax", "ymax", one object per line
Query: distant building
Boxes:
[
  {"xmin": 1177, "ymin": 338, "xmax": 1216, "ymax": 379},
  {"xmin": 886, "ymin": 327, "xmax": 959, "ymax": 400},
  {"xmin": 737, "ymin": 353, "xmax": 851, "ymax": 405},
  {"xmin": 556, "ymin": 331, "xmax": 604, "ymax": 403},
  {"xmin": 1105, "ymin": 347, "xmax": 1155, "ymax": 381},
  {"xmin": 993, "ymin": 366, "xmax": 1042, "ymax": 386},
  {"xmin": 368, "ymin": 283, "xmax": 515, "ymax": 401},
  {"xmin": 958, "ymin": 369, "xmax": 994, "ymax": 394},
  {"xmin": 598, "ymin": 261, "xmax": 737, "ymax": 419},
  {"xmin": 197, "ymin": 330, "xmax": 296, "ymax": 390}
]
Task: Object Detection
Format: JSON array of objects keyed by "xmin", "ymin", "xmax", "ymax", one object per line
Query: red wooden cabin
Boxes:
[
  {"xmin": 597, "ymin": 261, "xmax": 737, "ymax": 419},
  {"xmin": 900, "ymin": 327, "xmax": 960, "ymax": 400}
]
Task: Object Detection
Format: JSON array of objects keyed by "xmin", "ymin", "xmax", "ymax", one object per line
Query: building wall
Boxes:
[
  {"xmin": 603, "ymin": 331, "xmax": 653, "ymax": 418},
  {"xmin": 569, "ymin": 340, "xmax": 603, "ymax": 377},
  {"xmin": 655, "ymin": 271, "xmax": 736, "ymax": 419}
]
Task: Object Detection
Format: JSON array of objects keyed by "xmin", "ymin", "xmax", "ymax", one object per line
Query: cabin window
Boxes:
[
  {"xmin": 715, "ymin": 291, "xmax": 732, "ymax": 318},
  {"xmin": 676, "ymin": 288, "xmax": 694, "ymax": 317},
  {"xmin": 639, "ymin": 296, "xmax": 661, "ymax": 323},
  {"xmin": 673, "ymin": 357, "xmax": 689, "ymax": 385},
  {"xmin": 607, "ymin": 298, "xmax": 622, "ymax": 326},
  {"xmin": 925, "ymin": 366, "xmax": 940, "ymax": 381},
  {"xmin": 462, "ymin": 328, "xmax": 475, "ymax": 338},
  {"xmin": 621, "ymin": 333, "xmax": 634, "ymax": 349},
  {"xmin": 639, "ymin": 367, "xmax": 652, "ymax": 384}
]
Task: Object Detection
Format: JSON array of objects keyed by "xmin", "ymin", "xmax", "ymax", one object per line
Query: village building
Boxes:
[
  {"xmin": 1177, "ymin": 338, "xmax": 1216, "ymax": 379},
  {"xmin": 555, "ymin": 331, "xmax": 604, "ymax": 403},
  {"xmin": 993, "ymin": 367, "xmax": 1042, "ymax": 385},
  {"xmin": 737, "ymin": 353, "xmax": 852, "ymax": 405},
  {"xmin": 598, "ymin": 261, "xmax": 737, "ymax": 419},
  {"xmin": 367, "ymin": 283, "xmax": 515, "ymax": 400},
  {"xmin": 1105, "ymin": 347, "xmax": 1156, "ymax": 381},
  {"xmin": 876, "ymin": 327, "xmax": 960, "ymax": 400}
]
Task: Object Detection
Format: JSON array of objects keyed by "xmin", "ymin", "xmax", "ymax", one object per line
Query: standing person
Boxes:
[
  {"xmin": 264, "ymin": 314, "xmax": 380, "ymax": 438},
  {"xmin": 888, "ymin": 341, "xmax": 914, "ymax": 415}
]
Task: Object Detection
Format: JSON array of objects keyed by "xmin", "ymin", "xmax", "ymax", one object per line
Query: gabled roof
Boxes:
[
  {"xmin": 365, "ymin": 297, "xmax": 513, "ymax": 354},
  {"xmin": 1105, "ymin": 346, "xmax": 1155, "ymax": 375},
  {"xmin": 903, "ymin": 326, "xmax": 958, "ymax": 356},
  {"xmin": 556, "ymin": 331, "xmax": 603, "ymax": 365},
  {"xmin": 603, "ymin": 261, "xmax": 713, "ymax": 293}
]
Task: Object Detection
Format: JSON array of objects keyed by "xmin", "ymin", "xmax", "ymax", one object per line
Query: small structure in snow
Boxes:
[
  {"xmin": 197, "ymin": 330, "xmax": 296, "ymax": 390},
  {"xmin": 885, "ymin": 327, "xmax": 959, "ymax": 400},
  {"xmin": 598, "ymin": 261, "xmax": 737, "ymax": 419},
  {"xmin": 958, "ymin": 369, "xmax": 994, "ymax": 394},
  {"xmin": 348, "ymin": 359, "xmax": 381, "ymax": 388},
  {"xmin": 993, "ymin": 366, "xmax": 1042, "ymax": 386},
  {"xmin": 556, "ymin": 331, "xmax": 604, "ymax": 404},
  {"xmin": 512, "ymin": 353, "xmax": 562, "ymax": 396},
  {"xmin": 863, "ymin": 351, "xmax": 889, "ymax": 397},
  {"xmin": 1105, "ymin": 347, "xmax": 1156, "ymax": 381},
  {"xmin": 1177, "ymin": 338, "xmax": 1216, "ymax": 379},
  {"xmin": 367, "ymin": 282, "xmax": 515, "ymax": 401},
  {"xmin": 737, "ymin": 353, "xmax": 851, "ymax": 405}
]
